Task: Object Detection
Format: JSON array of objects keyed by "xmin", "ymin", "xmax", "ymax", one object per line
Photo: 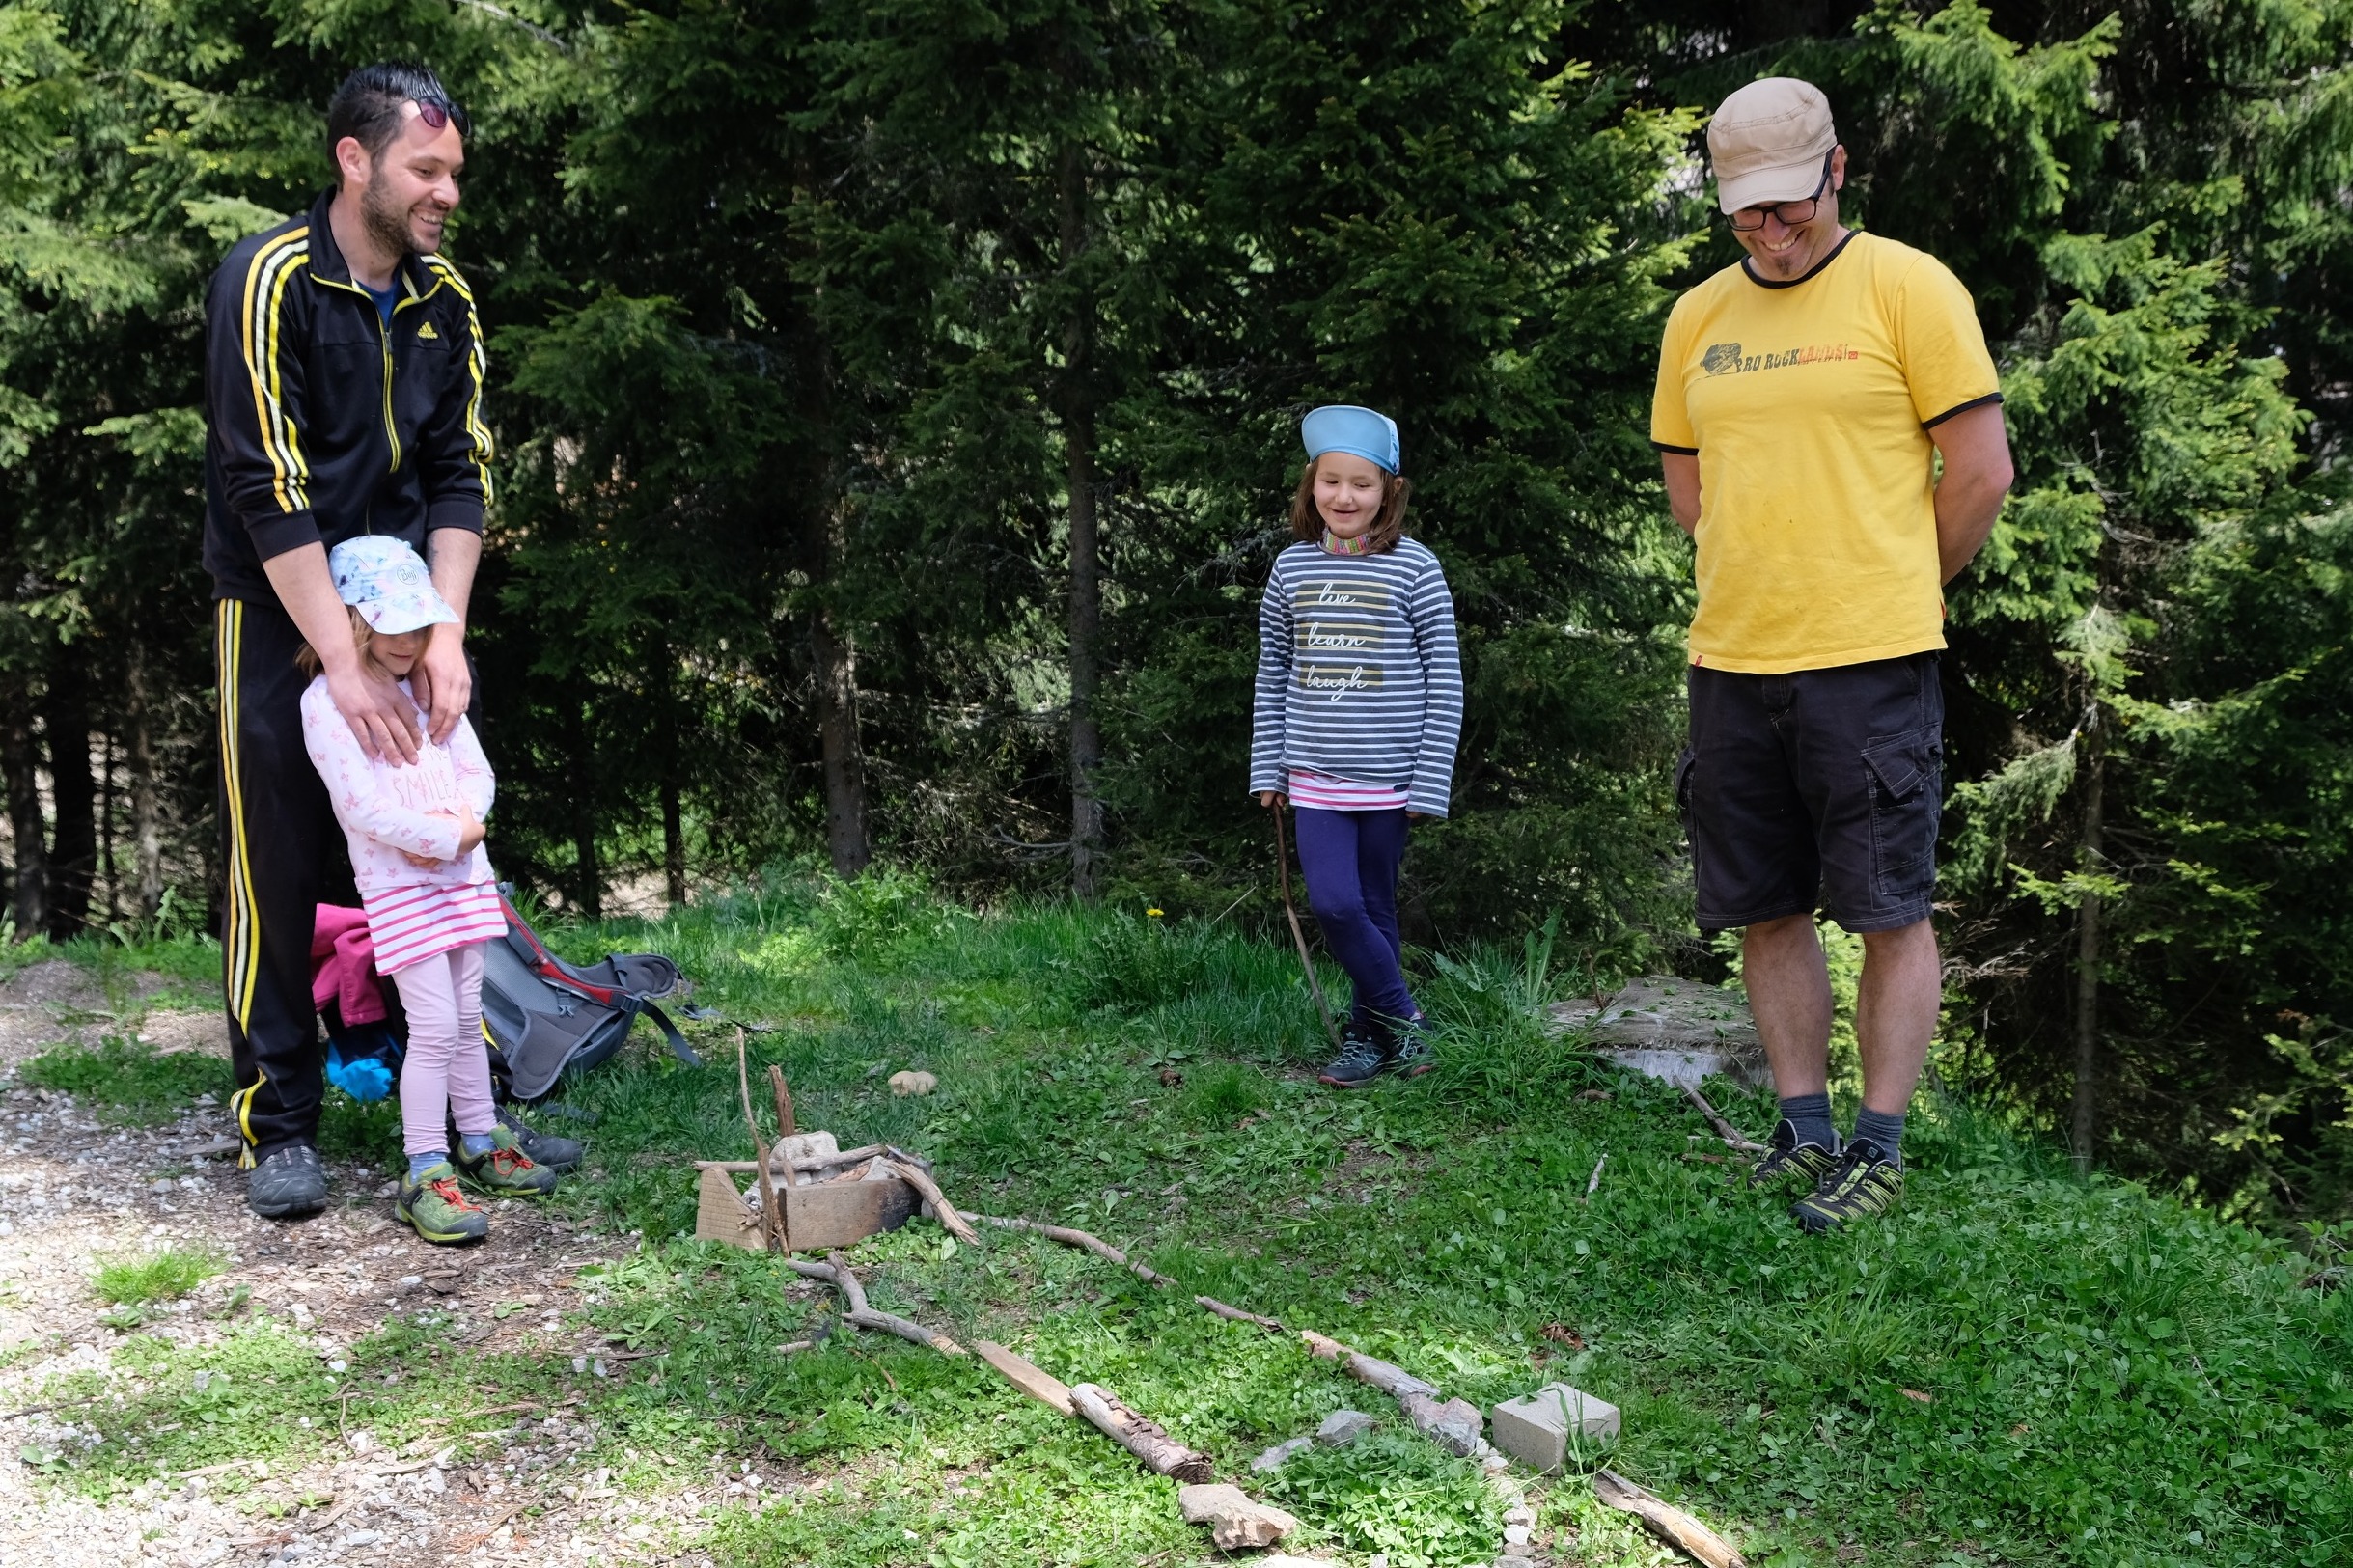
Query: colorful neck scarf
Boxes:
[{"xmin": 1321, "ymin": 530, "xmax": 1371, "ymax": 555}]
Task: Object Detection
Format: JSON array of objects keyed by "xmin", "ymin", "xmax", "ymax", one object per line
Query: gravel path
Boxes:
[{"xmin": 0, "ymin": 966, "xmax": 769, "ymax": 1568}]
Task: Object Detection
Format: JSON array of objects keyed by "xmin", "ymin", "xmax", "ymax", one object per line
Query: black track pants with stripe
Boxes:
[{"xmin": 215, "ymin": 598, "xmax": 357, "ymax": 1166}]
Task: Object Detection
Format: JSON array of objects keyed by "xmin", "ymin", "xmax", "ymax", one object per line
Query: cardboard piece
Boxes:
[{"xmin": 693, "ymin": 1155, "xmax": 920, "ymax": 1252}]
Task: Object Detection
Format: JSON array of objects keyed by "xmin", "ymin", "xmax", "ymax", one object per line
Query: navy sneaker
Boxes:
[
  {"xmin": 1317, "ymin": 1027, "xmax": 1390, "ymax": 1088},
  {"xmin": 246, "ymin": 1144, "xmax": 327, "ymax": 1219}
]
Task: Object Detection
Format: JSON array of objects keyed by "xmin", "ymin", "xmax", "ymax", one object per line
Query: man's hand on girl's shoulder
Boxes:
[{"xmin": 327, "ymin": 661, "xmax": 423, "ymax": 765}]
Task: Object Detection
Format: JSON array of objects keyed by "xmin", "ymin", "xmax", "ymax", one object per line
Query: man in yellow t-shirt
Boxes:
[{"xmin": 1650, "ymin": 77, "xmax": 2014, "ymax": 1234}]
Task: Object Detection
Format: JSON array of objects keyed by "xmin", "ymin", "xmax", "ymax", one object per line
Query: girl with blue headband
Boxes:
[{"xmin": 1250, "ymin": 406, "xmax": 1463, "ymax": 1086}]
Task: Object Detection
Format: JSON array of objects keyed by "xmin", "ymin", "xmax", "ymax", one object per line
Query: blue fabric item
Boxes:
[
  {"xmin": 1853, "ymin": 1104, "xmax": 1907, "ymax": 1164},
  {"xmin": 324, "ymin": 1042, "xmax": 395, "ymax": 1102},
  {"xmin": 359, "ymin": 278, "xmax": 398, "ymax": 328},
  {"xmin": 407, "ymin": 1152, "xmax": 446, "ymax": 1181},
  {"xmin": 1778, "ymin": 1090, "xmax": 1836, "ymax": 1151},
  {"xmin": 1292, "ymin": 805, "xmax": 1421, "ymax": 1029},
  {"xmin": 460, "ymin": 1132, "xmax": 496, "ymax": 1156},
  {"xmin": 1249, "ymin": 541, "xmax": 1464, "ymax": 816},
  {"xmin": 1301, "ymin": 404, "xmax": 1401, "ymax": 473}
]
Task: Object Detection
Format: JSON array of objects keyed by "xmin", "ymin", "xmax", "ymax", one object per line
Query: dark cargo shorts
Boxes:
[{"xmin": 1679, "ymin": 652, "xmax": 1945, "ymax": 935}]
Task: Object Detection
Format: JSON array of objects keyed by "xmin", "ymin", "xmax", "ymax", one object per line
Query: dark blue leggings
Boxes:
[{"xmin": 1292, "ymin": 806, "xmax": 1421, "ymax": 1031}]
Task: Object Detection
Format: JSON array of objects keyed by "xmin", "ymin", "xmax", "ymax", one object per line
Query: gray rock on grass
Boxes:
[
  {"xmin": 1315, "ymin": 1407, "xmax": 1375, "ymax": 1446},
  {"xmin": 1176, "ymin": 1482, "xmax": 1299, "ymax": 1550},
  {"xmin": 1249, "ymin": 1436, "xmax": 1313, "ymax": 1472}
]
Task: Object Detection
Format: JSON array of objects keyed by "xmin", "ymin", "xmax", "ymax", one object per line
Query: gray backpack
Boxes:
[{"xmin": 479, "ymin": 893, "xmax": 701, "ymax": 1102}]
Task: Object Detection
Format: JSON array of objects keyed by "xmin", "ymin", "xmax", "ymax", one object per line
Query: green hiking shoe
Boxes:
[
  {"xmin": 398, "ymin": 1164, "xmax": 488, "ymax": 1245},
  {"xmin": 1789, "ymin": 1139, "xmax": 1903, "ymax": 1234},
  {"xmin": 1749, "ymin": 1118, "xmax": 1844, "ymax": 1190},
  {"xmin": 453, "ymin": 1125, "xmax": 560, "ymax": 1197}
]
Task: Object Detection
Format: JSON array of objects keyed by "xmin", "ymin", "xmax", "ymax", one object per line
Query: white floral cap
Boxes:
[{"xmin": 327, "ymin": 535, "xmax": 458, "ymax": 635}]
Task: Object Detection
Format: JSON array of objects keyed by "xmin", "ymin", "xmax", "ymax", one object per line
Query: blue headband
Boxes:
[{"xmin": 1301, "ymin": 404, "xmax": 1400, "ymax": 474}]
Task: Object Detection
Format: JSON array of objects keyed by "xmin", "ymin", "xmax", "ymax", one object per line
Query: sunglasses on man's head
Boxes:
[{"xmin": 411, "ymin": 96, "xmax": 469, "ymax": 137}]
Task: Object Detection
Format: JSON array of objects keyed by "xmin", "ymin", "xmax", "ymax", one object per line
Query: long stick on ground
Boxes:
[
  {"xmin": 1682, "ymin": 1084, "xmax": 1768, "ymax": 1155},
  {"xmin": 1273, "ymin": 807, "xmax": 1342, "ymax": 1052},
  {"xmin": 1196, "ymin": 1296, "xmax": 1284, "ymax": 1331},
  {"xmin": 884, "ymin": 1159, "xmax": 981, "ymax": 1246},
  {"xmin": 785, "ymin": 1255, "xmax": 965, "ymax": 1356},
  {"xmin": 974, "ymin": 1214, "xmax": 1174, "ymax": 1287},
  {"xmin": 1594, "ymin": 1470, "xmax": 1746, "ymax": 1567},
  {"xmin": 735, "ymin": 1030, "xmax": 783, "ymax": 1252}
]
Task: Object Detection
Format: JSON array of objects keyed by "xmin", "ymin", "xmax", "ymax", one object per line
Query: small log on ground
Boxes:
[
  {"xmin": 1067, "ymin": 1383, "xmax": 1214, "ymax": 1483},
  {"xmin": 1594, "ymin": 1470, "xmax": 1746, "ymax": 1568},
  {"xmin": 883, "ymin": 1158, "xmax": 981, "ymax": 1246},
  {"xmin": 975, "ymin": 1215, "xmax": 1174, "ymax": 1288},
  {"xmin": 972, "ymin": 1340, "xmax": 1074, "ymax": 1416},
  {"xmin": 1301, "ymin": 1331, "xmax": 1440, "ymax": 1398},
  {"xmin": 1197, "ymin": 1296, "xmax": 1285, "ymax": 1331},
  {"xmin": 1682, "ymin": 1085, "xmax": 1767, "ymax": 1155}
]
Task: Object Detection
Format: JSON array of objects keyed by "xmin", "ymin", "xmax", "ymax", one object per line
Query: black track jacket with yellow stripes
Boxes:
[{"xmin": 203, "ymin": 190, "xmax": 493, "ymax": 601}]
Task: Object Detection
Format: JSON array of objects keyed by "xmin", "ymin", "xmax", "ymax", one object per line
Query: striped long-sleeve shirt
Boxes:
[{"xmin": 1250, "ymin": 537, "xmax": 1464, "ymax": 818}]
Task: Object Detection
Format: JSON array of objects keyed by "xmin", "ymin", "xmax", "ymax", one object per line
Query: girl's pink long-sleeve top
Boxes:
[{"xmin": 300, "ymin": 675, "xmax": 507, "ymax": 974}]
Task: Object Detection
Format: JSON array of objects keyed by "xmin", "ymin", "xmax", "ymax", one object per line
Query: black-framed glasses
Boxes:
[
  {"xmin": 411, "ymin": 96, "xmax": 470, "ymax": 138},
  {"xmin": 1724, "ymin": 151, "xmax": 1834, "ymax": 232}
]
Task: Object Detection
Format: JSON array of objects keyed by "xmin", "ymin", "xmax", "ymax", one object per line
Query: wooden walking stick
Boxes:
[{"xmin": 1273, "ymin": 803, "xmax": 1343, "ymax": 1051}]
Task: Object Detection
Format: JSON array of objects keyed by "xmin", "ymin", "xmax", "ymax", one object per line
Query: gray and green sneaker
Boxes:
[
  {"xmin": 1749, "ymin": 1117, "xmax": 1844, "ymax": 1190},
  {"xmin": 1317, "ymin": 1027, "xmax": 1391, "ymax": 1088},
  {"xmin": 1789, "ymin": 1138, "xmax": 1903, "ymax": 1234},
  {"xmin": 398, "ymin": 1163, "xmax": 489, "ymax": 1245},
  {"xmin": 453, "ymin": 1124, "xmax": 560, "ymax": 1197}
]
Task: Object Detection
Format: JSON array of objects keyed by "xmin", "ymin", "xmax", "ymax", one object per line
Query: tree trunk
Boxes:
[
  {"xmin": 1060, "ymin": 141, "xmax": 1103, "ymax": 901},
  {"xmin": 44, "ymin": 660, "xmax": 97, "ymax": 941},
  {"xmin": 567, "ymin": 697, "xmax": 601, "ymax": 922},
  {"xmin": 812, "ymin": 605, "xmax": 870, "ymax": 877},
  {"xmin": 126, "ymin": 646, "xmax": 164, "ymax": 919},
  {"xmin": 1, "ymin": 702, "xmax": 47, "ymax": 940},
  {"xmin": 657, "ymin": 641, "xmax": 687, "ymax": 906},
  {"xmin": 2072, "ymin": 716, "xmax": 2105, "ymax": 1176},
  {"xmin": 100, "ymin": 728, "xmax": 117, "ymax": 925}
]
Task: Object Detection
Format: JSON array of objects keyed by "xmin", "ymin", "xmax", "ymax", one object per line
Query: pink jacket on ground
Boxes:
[{"xmin": 298, "ymin": 676, "xmax": 496, "ymax": 894}]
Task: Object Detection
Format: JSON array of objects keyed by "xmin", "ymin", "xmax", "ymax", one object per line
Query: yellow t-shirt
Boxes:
[{"xmin": 1650, "ymin": 231, "xmax": 2001, "ymax": 674}]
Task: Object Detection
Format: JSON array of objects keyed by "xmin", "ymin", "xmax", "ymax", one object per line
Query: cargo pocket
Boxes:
[{"xmin": 1863, "ymin": 726, "xmax": 1942, "ymax": 900}]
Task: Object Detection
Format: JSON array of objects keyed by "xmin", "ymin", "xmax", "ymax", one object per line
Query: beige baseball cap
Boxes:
[{"xmin": 1707, "ymin": 77, "xmax": 1838, "ymax": 214}]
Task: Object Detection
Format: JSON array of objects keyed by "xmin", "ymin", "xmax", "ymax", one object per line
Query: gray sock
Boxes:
[
  {"xmin": 1777, "ymin": 1091, "xmax": 1836, "ymax": 1151},
  {"xmin": 1852, "ymin": 1106, "xmax": 1906, "ymax": 1165}
]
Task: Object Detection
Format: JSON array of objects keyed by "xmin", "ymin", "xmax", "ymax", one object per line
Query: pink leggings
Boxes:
[{"xmin": 392, "ymin": 941, "xmax": 495, "ymax": 1159}]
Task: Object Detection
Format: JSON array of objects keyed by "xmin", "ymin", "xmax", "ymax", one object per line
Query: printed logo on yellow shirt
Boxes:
[{"xmin": 1702, "ymin": 340, "xmax": 1859, "ymax": 375}]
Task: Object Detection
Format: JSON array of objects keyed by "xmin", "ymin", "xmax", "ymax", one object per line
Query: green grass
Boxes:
[
  {"xmin": 20, "ymin": 1036, "xmax": 229, "ymax": 1125},
  {"xmin": 14, "ymin": 874, "xmax": 2351, "ymax": 1566},
  {"xmin": 92, "ymin": 1247, "xmax": 225, "ymax": 1307}
]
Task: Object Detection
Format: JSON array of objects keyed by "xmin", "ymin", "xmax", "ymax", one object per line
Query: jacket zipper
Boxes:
[{"xmin": 325, "ymin": 274, "xmax": 438, "ymax": 475}]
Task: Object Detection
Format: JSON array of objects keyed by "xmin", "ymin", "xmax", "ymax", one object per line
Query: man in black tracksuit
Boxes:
[{"xmin": 204, "ymin": 63, "xmax": 491, "ymax": 1216}]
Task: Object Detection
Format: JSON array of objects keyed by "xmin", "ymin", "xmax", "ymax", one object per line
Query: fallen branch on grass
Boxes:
[
  {"xmin": 1068, "ymin": 1382, "xmax": 1215, "ymax": 1482},
  {"xmin": 1196, "ymin": 1296, "xmax": 1284, "ymax": 1330},
  {"xmin": 884, "ymin": 1158, "xmax": 981, "ymax": 1245},
  {"xmin": 1682, "ymin": 1084, "xmax": 1767, "ymax": 1155},
  {"xmin": 1594, "ymin": 1469, "xmax": 1746, "ymax": 1567},
  {"xmin": 973, "ymin": 1214, "xmax": 1175, "ymax": 1287},
  {"xmin": 1301, "ymin": 1330, "xmax": 1488, "ymax": 1457},
  {"xmin": 784, "ymin": 1253, "xmax": 965, "ymax": 1355},
  {"xmin": 973, "ymin": 1340, "xmax": 1074, "ymax": 1415},
  {"xmin": 692, "ymin": 1143, "xmax": 891, "ymax": 1176}
]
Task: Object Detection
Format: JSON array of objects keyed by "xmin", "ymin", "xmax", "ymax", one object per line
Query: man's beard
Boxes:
[{"xmin": 360, "ymin": 169, "xmax": 427, "ymax": 260}]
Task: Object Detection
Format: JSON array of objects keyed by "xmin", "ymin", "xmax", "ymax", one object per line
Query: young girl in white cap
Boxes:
[
  {"xmin": 1251, "ymin": 405, "xmax": 1463, "ymax": 1087},
  {"xmin": 298, "ymin": 536, "xmax": 555, "ymax": 1244}
]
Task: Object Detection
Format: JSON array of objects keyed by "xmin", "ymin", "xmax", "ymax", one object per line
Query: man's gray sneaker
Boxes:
[
  {"xmin": 1749, "ymin": 1117, "xmax": 1843, "ymax": 1190},
  {"xmin": 247, "ymin": 1144, "xmax": 327, "ymax": 1218},
  {"xmin": 495, "ymin": 1104, "xmax": 583, "ymax": 1171}
]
